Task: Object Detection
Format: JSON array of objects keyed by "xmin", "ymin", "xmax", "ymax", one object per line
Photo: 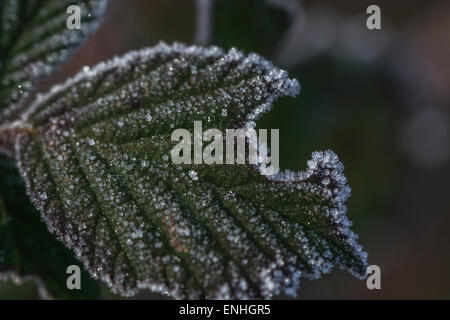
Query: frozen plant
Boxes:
[{"xmin": 0, "ymin": 1, "xmax": 367, "ymax": 299}]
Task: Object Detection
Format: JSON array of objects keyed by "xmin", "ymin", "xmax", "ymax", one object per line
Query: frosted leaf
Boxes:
[
  {"xmin": 0, "ymin": 153, "xmax": 101, "ymax": 299},
  {"xmin": 13, "ymin": 42, "xmax": 367, "ymax": 299},
  {"xmin": 0, "ymin": 0, "xmax": 108, "ymax": 123}
]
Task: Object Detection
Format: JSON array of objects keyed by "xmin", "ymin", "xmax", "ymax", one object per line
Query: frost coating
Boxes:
[
  {"xmin": 0, "ymin": 0, "xmax": 108, "ymax": 123},
  {"xmin": 13, "ymin": 42, "xmax": 367, "ymax": 299}
]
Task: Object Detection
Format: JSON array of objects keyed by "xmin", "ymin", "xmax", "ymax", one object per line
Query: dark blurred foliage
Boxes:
[
  {"xmin": 1, "ymin": 0, "xmax": 449, "ymax": 299},
  {"xmin": 212, "ymin": 0, "xmax": 290, "ymax": 55}
]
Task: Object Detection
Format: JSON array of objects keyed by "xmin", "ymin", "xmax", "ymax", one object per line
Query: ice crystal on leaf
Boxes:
[
  {"xmin": 0, "ymin": 153, "xmax": 101, "ymax": 299},
  {"xmin": 8, "ymin": 42, "xmax": 366, "ymax": 299},
  {"xmin": 0, "ymin": 0, "xmax": 108, "ymax": 122}
]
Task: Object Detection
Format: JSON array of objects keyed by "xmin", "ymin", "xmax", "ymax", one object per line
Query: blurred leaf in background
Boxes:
[{"xmin": 0, "ymin": 0, "xmax": 108, "ymax": 123}]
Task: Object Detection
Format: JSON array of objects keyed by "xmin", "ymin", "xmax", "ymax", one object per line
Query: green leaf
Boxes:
[
  {"xmin": 0, "ymin": 0, "xmax": 108, "ymax": 122},
  {"xmin": 0, "ymin": 153, "xmax": 102, "ymax": 299},
  {"xmin": 12, "ymin": 42, "xmax": 367, "ymax": 299}
]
